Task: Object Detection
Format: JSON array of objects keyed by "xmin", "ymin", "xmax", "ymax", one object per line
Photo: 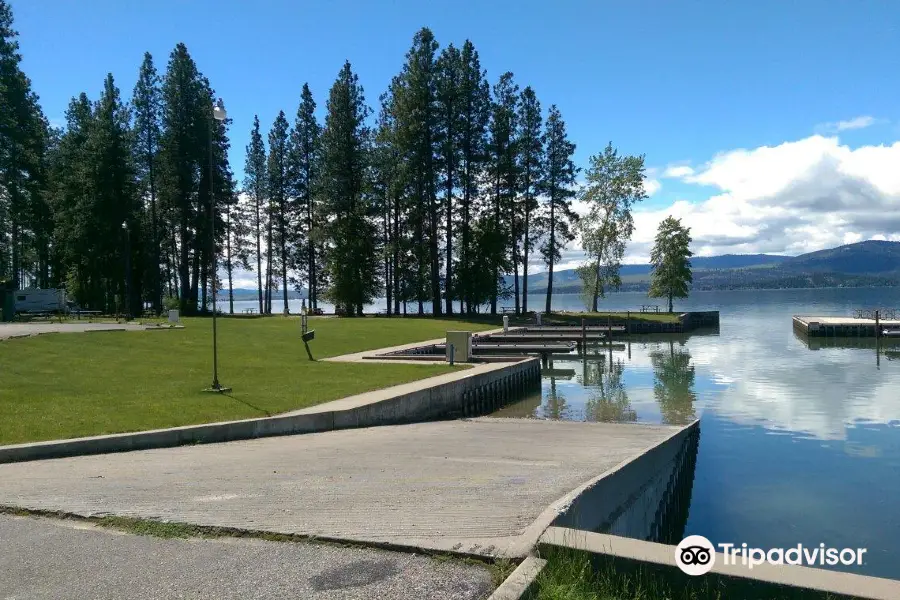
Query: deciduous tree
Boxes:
[{"xmin": 577, "ymin": 142, "xmax": 646, "ymax": 312}]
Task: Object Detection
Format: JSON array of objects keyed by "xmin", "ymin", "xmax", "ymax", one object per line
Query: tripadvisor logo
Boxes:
[
  {"xmin": 675, "ymin": 536, "xmax": 868, "ymax": 576},
  {"xmin": 676, "ymin": 535, "xmax": 716, "ymax": 576}
]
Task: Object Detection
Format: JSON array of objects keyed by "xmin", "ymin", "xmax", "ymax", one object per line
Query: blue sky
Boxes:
[{"xmin": 10, "ymin": 0, "xmax": 900, "ymax": 266}]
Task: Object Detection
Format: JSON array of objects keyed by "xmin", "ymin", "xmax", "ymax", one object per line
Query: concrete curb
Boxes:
[
  {"xmin": 0, "ymin": 355, "xmax": 541, "ymax": 464},
  {"xmin": 538, "ymin": 527, "xmax": 900, "ymax": 600},
  {"xmin": 518, "ymin": 420, "xmax": 699, "ymax": 549},
  {"xmin": 487, "ymin": 556, "xmax": 546, "ymax": 600}
]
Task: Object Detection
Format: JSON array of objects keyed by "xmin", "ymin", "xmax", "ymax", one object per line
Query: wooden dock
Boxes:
[{"xmin": 793, "ymin": 315, "xmax": 900, "ymax": 337}]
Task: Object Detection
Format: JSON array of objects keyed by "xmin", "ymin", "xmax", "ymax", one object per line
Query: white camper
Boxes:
[{"xmin": 14, "ymin": 288, "xmax": 67, "ymax": 314}]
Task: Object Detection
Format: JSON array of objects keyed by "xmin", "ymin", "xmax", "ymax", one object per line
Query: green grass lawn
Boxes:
[
  {"xmin": 533, "ymin": 547, "xmax": 835, "ymax": 600},
  {"xmin": 533, "ymin": 549, "xmax": 722, "ymax": 600},
  {"xmin": 0, "ymin": 316, "xmax": 496, "ymax": 445}
]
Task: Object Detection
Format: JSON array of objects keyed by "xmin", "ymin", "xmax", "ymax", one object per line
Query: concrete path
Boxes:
[
  {"xmin": 0, "ymin": 322, "xmax": 147, "ymax": 340},
  {"xmin": 0, "ymin": 418, "xmax": 681, "ymax": 558},
  {"xmin": 0, "ymin": 513, "xmax": 493, "ymax": 600}
]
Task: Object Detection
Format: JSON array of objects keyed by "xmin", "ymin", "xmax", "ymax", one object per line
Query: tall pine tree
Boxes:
[
  {"xmin": 0, "ymin": 0, "xmax": 46, "ymax": 288},
  {"xmin": 319, "ymin": 61, "xmax": 378, "ymax": 315},
  {"xmin": 537, "ymin": 105, "xmax": 578, "ymax": 314},
  {"xmin": 243, "ymin": 115, "xmax": 267, "ymax": 313},
  {"xmin": 436, "ymin": 43, "xmax": 462, "ymax": 315},
  {"xmin": 267, "ymin": 110, "xmax": 291, "ymax": 314},
  {"xmin": 287, "ymin": 84, "xmax": 321, "ymax": 309},
  {"xmin": 394, "ymin": 28, "xmax": 440, "ymax": 314},
  {"xmin": 487, "ymin": 72, "xmax": 519, "ymax": 314},
  {"xmin": 516, "ymin": 86, "xmax": 543, "ymax": 314},
  {"xmin": 455, "ymin": 40, "xmax": 490, "ymax": 314}
]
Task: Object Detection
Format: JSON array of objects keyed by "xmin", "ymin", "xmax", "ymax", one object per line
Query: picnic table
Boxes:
[
  {"xmin": 500, "ymin": 306, "xmax": 515, "ymax": 314},
  {"xmin": 242, "ymin": 307, "xmax": 257, "ymax": 314},
  {"xmin": 640, "ymin": 305, "xmax": 660, "ymax": 313}
]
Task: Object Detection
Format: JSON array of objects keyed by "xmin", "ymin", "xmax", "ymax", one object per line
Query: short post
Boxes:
[
  {"xmin": 581, "ymin": 317, "xmax": 587, "ymax": 354},
  {"xmin": 535, "ymin": 312, "xmax": 542, "ymax": 326},
  {"xmin": 503, "ymin": 315, "xmax": 509, "ymax": 333},
  {"xmin": 448, "ymin": 343, "xmax": 455, "ymax": 366},
  {"xmin": 301, "ymin": 314, "xmax": 308, "ymax": 334}
]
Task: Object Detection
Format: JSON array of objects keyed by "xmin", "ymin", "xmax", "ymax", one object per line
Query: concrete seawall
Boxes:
[
  {"xmin": 0, "ymin": 358, "xmax": 541, "ymax": 464},
  {"xmin": 554, "ymin": 312, "xmax": 720, "ymax": 334},
  {"xmin": 551, "ymin": 421, "xmax": 700, "ymax": 536}
]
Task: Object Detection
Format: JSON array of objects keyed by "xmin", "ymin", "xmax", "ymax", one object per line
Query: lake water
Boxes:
[
  {"xmin": 489, "ymin": 288, "xmax": 899, "ymax": 580},
  {"xmin": 220, "ymin": 287, "xmax": 900, "ymax": 579}
]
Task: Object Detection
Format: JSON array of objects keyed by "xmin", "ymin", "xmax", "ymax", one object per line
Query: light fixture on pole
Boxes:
[{"xmin": 204, "ymin": 97, "xmax": 231, "ymax": 394}]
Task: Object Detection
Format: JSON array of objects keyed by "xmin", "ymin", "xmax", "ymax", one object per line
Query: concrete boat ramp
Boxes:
[{"xmin": 0, "ymin": 418, "xmax": 687, "ymax": 559}]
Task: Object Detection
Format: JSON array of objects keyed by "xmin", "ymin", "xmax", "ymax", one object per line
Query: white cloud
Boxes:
[
  {"xmin": 622, "ymin": 135, "xmax": 900, "ymax": 261},
  {"xmin": 816, "ymin": 115, "xmax": 877, "ymax": 133},
  {"xmin": 643, "ymin": 178, "xmax": 661, "ymax": 196},
  {"xmin": 662, "ymin": 165, "xmax": 695, "ymax": 178}
]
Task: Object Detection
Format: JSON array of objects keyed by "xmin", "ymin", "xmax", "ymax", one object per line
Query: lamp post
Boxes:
[
  {"xmin": 205, "ymin": 98, "xmax": 231, "ymax": 393},
  {"xmin": 122, "ymin": 221, "xmax": 132, "ymax": 321}
]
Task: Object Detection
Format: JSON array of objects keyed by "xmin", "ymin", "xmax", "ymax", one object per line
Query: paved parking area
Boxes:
[{"xmin": 0, "ymin": 322, "xmax": 145, "ymax": 340}]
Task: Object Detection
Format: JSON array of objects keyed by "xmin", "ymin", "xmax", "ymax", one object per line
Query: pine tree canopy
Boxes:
[{"xmin": 0, "ymin": 2, "xmax": 653, "ymax": 317}]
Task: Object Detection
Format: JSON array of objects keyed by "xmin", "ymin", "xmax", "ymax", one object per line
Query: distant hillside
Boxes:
[
  {"xmin": 519, "ymin": 241, "xmax": 899, "ymax": 293},
  {"xmin": 779, "ymin": 240, "xmax": 900, "ymax": 274}
]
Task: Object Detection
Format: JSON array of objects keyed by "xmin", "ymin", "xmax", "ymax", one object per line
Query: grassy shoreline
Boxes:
[{"xmin": 0, "ymin": 316, "xmax": 495, "ymax": 445}]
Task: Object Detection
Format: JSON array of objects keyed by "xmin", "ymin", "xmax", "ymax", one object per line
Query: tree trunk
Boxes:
[
  {"xmin": 491, "ymin": 167, "xmax": 501, "ymax": 316},
  {"xmin": 544, "ymin": 200, "xmax": 555, "ymax": 314},
  {"xmin": 148, "ymin": 137, "xmax": 160, "ymax": 314},
  {"xmin": 178, "ymin": 211, "xmax": 190, "ymax": 314},
  {"xmin": 445, "ymin": 167, "xmax": 453, "ymax": 315},
  {"xmin": 280, "ymin": 202, "xmax": 289, "ymax": 315},
  {"xmin": 592, "ymin": 256, "xmax": 602, "ymax": 312},
  {"xmin": 428, "ymin": 186, "xmax": 441, "ymax": 317},
  {"xmin": 512, "ymin": 241, "xmax": 520, "ymax": 314},
  {"xmin": 668, "ymin": 292, "xmax": 673, "ymax": 313},
  {"xmin": 255, "ymin": 194, "xmax": 264, "ymax": 314},
  {"xmin": 522, "ymin": 221, "xmax": 529, "ymax": 313},
  {"xmin": 226, "ymin": 212, "xmax": 234, "ymax": 314},
  {"xmin": 265, "ymin": 204, "xmax": 273, "ymax": 314},
  {"xmin": 393, "ymin": 199, "xmax": 401, "ymax": 315}
]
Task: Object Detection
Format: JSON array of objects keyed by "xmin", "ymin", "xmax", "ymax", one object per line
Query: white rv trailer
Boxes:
[{"xmin": 14, "ymin": 288, "xmax": 67, "ymax": 314}]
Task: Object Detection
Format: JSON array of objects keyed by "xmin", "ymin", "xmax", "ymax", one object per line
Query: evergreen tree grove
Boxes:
[{"xmin": 0, "ymin": 6, "xmax": 630, "ymax": 319}]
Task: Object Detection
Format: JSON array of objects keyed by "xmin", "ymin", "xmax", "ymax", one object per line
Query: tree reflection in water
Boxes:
[
  {"xmin": 544, "ymin": 359, "xmax": 570, "ymax": 420},
  {"xmin": 650, "ymin": 339, "xmax": 697, "ymax": 425},
  {"xmin": 581, "ymin": 352, "xmax": 637, "ymax": 423}
]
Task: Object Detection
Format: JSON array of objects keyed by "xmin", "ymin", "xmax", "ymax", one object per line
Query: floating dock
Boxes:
[{"xmin": 793, "ymin": 315, "xmax": 900, "ymax": 337}]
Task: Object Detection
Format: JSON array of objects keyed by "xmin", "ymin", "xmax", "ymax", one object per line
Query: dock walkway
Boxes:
[{"xmin": 793, "ymin": 315, "xmax": 900, "ymax": 337}]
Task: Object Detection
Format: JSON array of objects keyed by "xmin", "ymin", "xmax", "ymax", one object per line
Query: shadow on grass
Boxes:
[{"xmin": 222, "ymin": 393, "xmax": 272, "ymax": 418}]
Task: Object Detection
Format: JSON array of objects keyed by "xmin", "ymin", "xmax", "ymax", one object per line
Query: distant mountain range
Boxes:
[
  {"xmin": 515, "ymin": 240, "xmax": 900, "ymax": 293},
  {"xmin": 223, "ymin": 240, "xmax": 900, "ymax": 300}
]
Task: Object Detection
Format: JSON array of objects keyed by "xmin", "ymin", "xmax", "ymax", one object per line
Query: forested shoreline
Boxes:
[{"xmin": 0, "ymin": 1, "xmax": 648, "ymax": 316}]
